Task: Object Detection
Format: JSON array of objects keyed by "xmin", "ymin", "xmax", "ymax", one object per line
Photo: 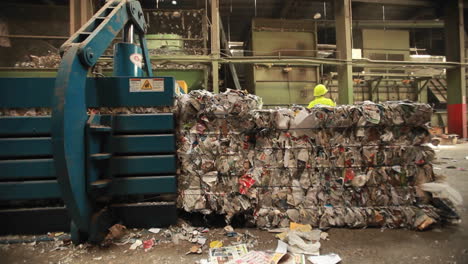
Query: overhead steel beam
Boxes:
[
  {"xmin": 444, "ymin": 0, "xmax": 467, "ymax": 138},
  {"xmin": 351, "ymin": 0, "xmax": 436, "ymax": 7},
  {"xmin": 335, "ymin": 0, "xmax": 354, "ymax": 104},
  {"xmin": 143, "ymin": 55, "xmax": 464, "ymax": 68},
  {"xmin": 318, "ymin": 20, "xmax": 444, "ymax": 29}
]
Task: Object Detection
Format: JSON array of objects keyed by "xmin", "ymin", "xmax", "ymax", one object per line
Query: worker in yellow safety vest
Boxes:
[{"xmin": 307, "ymin": 84, "xmax": 336, "ymax": 108}]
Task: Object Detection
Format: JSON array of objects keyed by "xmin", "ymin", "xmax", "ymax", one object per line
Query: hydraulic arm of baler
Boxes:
[{"xmin": 52, "ymin": 0, "xmax": 152, "ymax": 243}]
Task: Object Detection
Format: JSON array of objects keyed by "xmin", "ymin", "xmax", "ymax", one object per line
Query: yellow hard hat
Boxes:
[{"xmin": 313, "ymin": 84, "xmax": 328, "ymax": 97}]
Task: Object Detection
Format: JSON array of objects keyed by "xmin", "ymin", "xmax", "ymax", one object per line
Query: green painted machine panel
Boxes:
[
  {"xmin": 0, "ymin": 69, "xmax": 57, "ymax": 78},
  {"xmin": 255, "ymin": 66, "xmax": 317, "ymax": 82},
  {"xmin": 256, "ymin": 82, "xmax": 314, "ymax": 105},
  {"xmin": 252, "ymin": 31, "xmax": 317, "ymax": 56},
  {"xmin": 146, "ymin": 34, "xmax": 184, "ymax": 50},
  {"xmin": 154, "ymin": 69, "xmax": 206, "ymax": 91},
  {"xmin": 250, "ymin": 23, "xmax": 319, "ymax": 105}
]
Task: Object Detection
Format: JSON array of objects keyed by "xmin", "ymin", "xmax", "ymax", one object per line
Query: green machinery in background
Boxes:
[{"xmin": 246, "ymin": 18, "xmax": 320, "ymax": 106}]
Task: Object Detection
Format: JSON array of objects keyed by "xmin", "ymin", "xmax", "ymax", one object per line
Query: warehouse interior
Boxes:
[{"xmin": 0, "ymin": 0, "xmax": 467, "ymax": 263}]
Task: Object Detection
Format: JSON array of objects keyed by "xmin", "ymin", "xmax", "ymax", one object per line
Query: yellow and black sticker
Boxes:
[
  {"xmin": 129, "ymin": 78, "xmax": 164, "ymax": 92},
  {"xmin": 142, "ymin": 79, "xmax": 153, "ymax": 90}
]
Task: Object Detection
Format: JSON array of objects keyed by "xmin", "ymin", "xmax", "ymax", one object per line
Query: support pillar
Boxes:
[
  {"xmin": 210, "ymin": 0, "xmax": 220, "ymax": 93},
  {"xmin": 334, "ymin": 0, "xmax": 353, "ymax": 104},
  {"xmin": 69, "ymin": 0, "xmax": 93, "ymax": 35},
  {"xmin": 417, "ymin": 79, "xmax": 429, "ymax": 103},
  {"xmin": 444, "ymin": 0, "xmax": 467, "ymax": 138}
]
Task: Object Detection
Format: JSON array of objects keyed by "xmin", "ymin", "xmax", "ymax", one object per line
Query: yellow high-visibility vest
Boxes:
[{"xmin": 307, "ymin": 96, "xmax": 336, "ymax": 108}]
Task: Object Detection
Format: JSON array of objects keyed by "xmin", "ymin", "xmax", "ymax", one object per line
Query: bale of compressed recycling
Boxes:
[{"xmin": 175, "ymin": 89, "xmax": 456, "ymax": 230}]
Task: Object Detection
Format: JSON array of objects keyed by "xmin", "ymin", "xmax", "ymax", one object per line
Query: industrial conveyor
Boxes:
[{"xmin": 0, "ymin": 0, "xmax": 177, "ymax": 243}]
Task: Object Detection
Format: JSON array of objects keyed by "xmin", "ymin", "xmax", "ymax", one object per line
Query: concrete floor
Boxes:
[{"xmin": 1, "ymin": 143, "xmax": 467, "ymax": 264}]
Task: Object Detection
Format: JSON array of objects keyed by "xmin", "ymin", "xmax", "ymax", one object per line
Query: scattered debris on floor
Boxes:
[
  {"xmin": 149, "ymin": 228, "xmax": 162, "ymax": 234},
  {"xmin": 56, "ymin": 221, "xmax": 337, "ymax": 263},
  {"xmin": 129, "ymin": 239, "xmax": 142, "ymax": 250},
  {"xmin": 308, "ymin": 253, "xmax": 342, "ymax": 264},
  {"xmin": 143, "ymin": 238, "xmax": 156, "ymax": 251},
  {"xmin": 105, "ymin": 224, "xmax": 127, "ymax": 241},
  {"xmin": 192, "ymin": 222, "xmax": 334, "ymax": 264},
  {"xmin": 207, "ymin": 244, "xmax": 248, "ymax": 263},
  {"xmin": 445, "ymin": 166, "xmax": 466, "ymax": 170},
  {"xmin": 186, "ymin": 244, "xmax": 203, "ymax": 255}
]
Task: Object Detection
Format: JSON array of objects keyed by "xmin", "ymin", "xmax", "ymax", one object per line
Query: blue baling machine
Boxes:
[{"xmin": 0, "ymin": 0, "xmax": 177, "ymax": 244}]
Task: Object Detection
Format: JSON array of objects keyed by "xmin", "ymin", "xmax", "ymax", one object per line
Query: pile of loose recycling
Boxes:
[{"xmin": 175, "ymin": 89, "xmax": 461, "ymax": 230}]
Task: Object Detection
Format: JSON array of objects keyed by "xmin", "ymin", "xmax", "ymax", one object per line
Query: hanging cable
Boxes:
[
  {"xmin": 254, "ymin": 0, "xmax": 257, "ymax": 17},
  {"xmin": 324, "ymin": 1, "xmax": 327, "ymax": 44},
  {"xmin": 382, "ymin": 5, "xmax": 386, "ymax": 31},
  {"xmin": 228, "ymin": 16, "xmax": 231, "ymax": 44},
  {"xmin": 350, "ymin": 0, "xmax": 354, "ymax": 50},
  {"xmin": 323, "ymin": 1, "xmax": 327, "ymax": 19}
]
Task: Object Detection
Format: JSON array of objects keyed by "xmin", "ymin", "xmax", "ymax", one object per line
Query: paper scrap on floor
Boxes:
[
  {"xmin": 209, "ymin": 244, "xmax": 248, "ymax": 264},
  {"xmin": 226, "ymin": 251, "xmax": 270, "ymax": 264},
  {"xmin": 308, "ymin": 253, "xmax": 342, "ymax": 264}
]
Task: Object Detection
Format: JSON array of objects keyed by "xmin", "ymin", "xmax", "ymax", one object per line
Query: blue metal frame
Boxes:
[
  {"xmin": 0, "ymin": 114, "xmax": 175, "ymax": 136},
  {"xmin": 0, "ymin": 77, "xmax": 175, "ymax": 108}
]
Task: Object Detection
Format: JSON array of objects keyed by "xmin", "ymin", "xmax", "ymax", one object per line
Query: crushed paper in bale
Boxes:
[{"xmin": 175, "ymin": 89, "xmax": 457, "ymax": 230}]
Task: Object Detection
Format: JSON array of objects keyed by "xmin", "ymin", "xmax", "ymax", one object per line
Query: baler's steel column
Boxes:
[
  {"xmin": 52, "ymin": 45, "xmax": 91, "ymax": 243},
  {"xmin": 52, "ymin": 0, "xmax": 152, "ymax": 244},
  {"xmin": 115, "ymin": 23, "xmax": 143, "ymax": 76},
  {"xmin": 113, "ymin": 43, "xmax": 143, "ymax": 77},
  {"xmin": 124, "ymin": 24, "xmax": 134, "ymax": 43}
]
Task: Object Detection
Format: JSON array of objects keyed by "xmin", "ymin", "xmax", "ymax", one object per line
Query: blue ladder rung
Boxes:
[
  {"xmin": 90, "ymin": 179, "xmax": 111, "ymax": 189},
  {"xmin": 90, "ymin": 125, "xmax": 112, "ymax": 133},
  {"xmin": 91, "ymin": 153, "xmax": 112, "ymax": 160}
]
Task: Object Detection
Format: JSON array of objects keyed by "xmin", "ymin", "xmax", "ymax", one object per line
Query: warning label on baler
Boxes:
[
  {"xmin": 129, "ymin": 78, "xmax": 164, "ymax": 92},
  {"xmin": 142, "ymin": 80, "xmax": 152, "ymax": 90}
]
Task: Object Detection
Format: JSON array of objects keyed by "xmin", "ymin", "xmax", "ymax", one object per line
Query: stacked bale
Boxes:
[{"xmin": 176, "ymin": 89, "xmax": 450, "ymax": 230}]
